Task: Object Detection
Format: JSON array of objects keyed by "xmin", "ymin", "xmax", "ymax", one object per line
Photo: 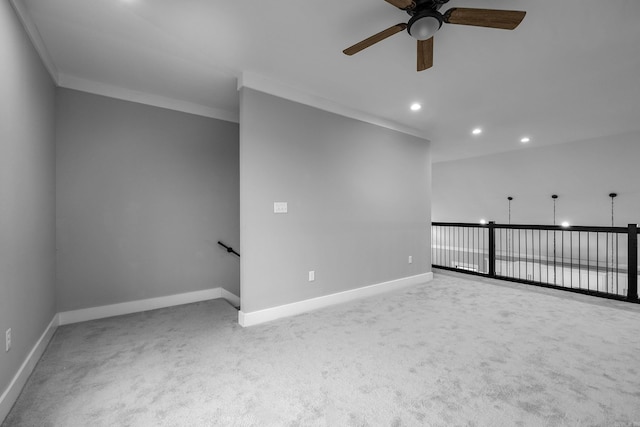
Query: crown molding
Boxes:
[
  {"xmin": 10, "ymin": 0, "xmax": 424, "ymax": 134},
  {"xmin": 59, "ymin": 74, "xmax": 239, "ymax": 123},
  {"xmin": 9, "ymin": 0, "xmax": 239, "ymax": 123},
  {"xmin": 9, "ymin": 0, "xmax": 59, "ymax": 83},
  {"xmin": 238, "ymin": 72, "xmax": 429, "ymax": 142}
]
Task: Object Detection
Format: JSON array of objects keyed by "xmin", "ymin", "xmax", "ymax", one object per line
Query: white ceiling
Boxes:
[{"xmin": 15, "ymin": 0, "xmax": 640, "ymax": 162}]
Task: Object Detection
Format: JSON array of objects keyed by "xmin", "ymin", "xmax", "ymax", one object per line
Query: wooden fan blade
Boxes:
[
  {"xmin": 343, "ymin": 23, "xmax": 407, "ymax": 56},
  {"xmin": 443, "ymin": 8, "xmax": 526, "ymax": 30},
  {"xmin": 417, "ymin": 37, "xmax": 433, "ymax": 71},
  {"xmin": 384, "ymin": 0, "xmax": 415, "ymax": 10}
]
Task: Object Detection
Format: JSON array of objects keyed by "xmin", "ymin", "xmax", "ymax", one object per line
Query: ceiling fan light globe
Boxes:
[{"xmin": 408, "ymin": 15, "xmax": 441, "ymax": 40}]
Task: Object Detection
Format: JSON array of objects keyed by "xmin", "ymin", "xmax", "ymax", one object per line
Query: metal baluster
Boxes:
[
  {"xmin": 597, "ymin": 232, "xmax": 600, "ymax": 292},
  {"xmin": 587, "ymin": 232, "xmax": 590, "ymax": 291},
  {"xmin": 616, "ymin": 232, "xmax": 619, "ymax": 295},
  {"xmin": 525, "ymin": 228, "xmax": 528, "ymax": 280},
  {"xmin": 570, "ymin": 231, "xmax": 573, "ymax": 288},
  {"xmin": 606, "ymin": 232, "xmax": 609, "ymax": 294},
  {"xmin": 562, "ymin": 230, "xmax": 565, "ymax": 287},
  {"xmin": 546, "ymin": 230, "xmax": 549, "ymax": 284},
  {"xmin": 578, "ymin": 232, "xmax": 581, "ymax": 290}
]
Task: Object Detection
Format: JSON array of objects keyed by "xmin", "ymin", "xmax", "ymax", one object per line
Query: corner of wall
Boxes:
[
  {"xmin": 0, "ymin": 314, "xmax": 58, "ymax": 424},
  {"xmin": 8, "ymin": 0, "xmax": 59, "ymax": 84}
]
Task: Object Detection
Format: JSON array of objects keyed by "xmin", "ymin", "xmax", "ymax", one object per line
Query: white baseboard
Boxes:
[
  {"xmin": 238, "ymin": 272, "xmax": 433, "ymax": 327},
  {"xmin": 0, "ymin": 287, "xmax": 240, "ymax": 424},
  {"xmin": 220, "ymin": 288, "xmax": 241, "ymax": 308},
  {"xmin": 0, "ymin": 314, "xmax": 59, "ymax": 424},
  {"xmin": 58, "ymin": 287, "xmax": 240, "ymax": 325}
]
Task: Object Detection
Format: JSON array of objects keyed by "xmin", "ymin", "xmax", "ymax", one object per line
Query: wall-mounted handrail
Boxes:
[{"xmin": 218, "ymin": 241, "xmax": 240, "ymax": 257}]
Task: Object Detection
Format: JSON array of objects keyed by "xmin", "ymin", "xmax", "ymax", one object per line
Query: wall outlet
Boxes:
[
  {"xmin": 273, "ymin": 202, "xmax": 288, "ymax": 214},
  {"xmin": 408, "ymin": 256, "xmax": 413, "ymax": 264},
  {"xmin": 5, "ymin": 328, "xmax": 11, "ymax": 352},
  {"xmin": 308, "ymin": 271, "xmax": 315, "ymax": 282}
]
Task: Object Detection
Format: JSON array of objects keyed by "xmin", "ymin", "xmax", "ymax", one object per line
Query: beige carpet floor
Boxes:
[{"xmin": 3, "ymin": 273, "xmax": 640, "ymax": 426}]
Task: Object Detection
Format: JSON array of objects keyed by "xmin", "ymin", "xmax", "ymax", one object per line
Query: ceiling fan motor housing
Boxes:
[
  {"xmin": 407, "ymin": 10, "xmax": 443, "ymax": 40},
  {"xmin": 408, "ymin": 0, "xmax": 450, "ymax": 15}
]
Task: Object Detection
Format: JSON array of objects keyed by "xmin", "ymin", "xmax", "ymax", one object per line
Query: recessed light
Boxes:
[
  {"xmin": 561, "ymin": 221, "xmax": 570, "ymax": 227},
  {"xmin": 410, "ymin": 103, "xmax": 422, "ymax": 111},
  {"xmin": 472, "ymin": 128, "xmax": 482, "ymax": 135},
  {"xmin": 521, "ymin": 137, "xmax": 531, "ymax": 143},
  {"xmin": 480, "ymin": 219, "xmax": 487, "ymax": 225}
]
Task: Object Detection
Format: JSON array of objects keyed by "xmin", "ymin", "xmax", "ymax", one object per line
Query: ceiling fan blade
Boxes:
[
  {"xmin": 417, "ymin": 37, "xmax": 433, "ymax": 71},
  {"xmin": 384, "ymin": 0, "xmax": 415, "ymax": 10},
  {"xmin": 343, "ymin": 23, "xmax": 407, "ymax": 56},
  {"xmin": 443, "ymin": 8, "xmax": 526, "ymax": 30}
]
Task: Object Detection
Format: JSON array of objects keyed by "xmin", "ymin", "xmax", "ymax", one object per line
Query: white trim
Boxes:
[
  {"xmin": 9, "ymin": 0, "xmax": 59, "ymax": 83},
  {"xmin": 58, "ymin": 287, "xmax": 240, "ymax": 325},
  {"xmin": 220, "ymin": 288, "xmax": 241, "ymax": 308},
  {"xmin": 238, "ymin": 72, "xmax": 429, "ymax": 141},
  {"xmin": 8, "ymin": 0, "xmax": 240, "ymax": 123},
  {"xmin": 0, "ymin": 288, "xmax": 241, "ymax": 423},
  {"xmin": 238, "ymin": 272, "xmax": 433, "ymax": 327},
  {"xmin": 58, "ymin": 74, "xmax": 239, "ymax": 123},
  {"xmin": 0, "ymin": 314, "xmax": 59, "ymax": 424}
]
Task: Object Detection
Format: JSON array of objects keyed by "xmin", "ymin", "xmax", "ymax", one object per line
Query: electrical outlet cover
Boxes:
[{"xmin": 274, "ymin": 202, "xmax": 288, "ymax": 214}]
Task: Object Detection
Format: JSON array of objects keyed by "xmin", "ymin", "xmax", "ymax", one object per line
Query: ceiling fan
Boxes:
[{"xmin": 343, "ymin": 0, "xmax": 526, "ymax": 71}]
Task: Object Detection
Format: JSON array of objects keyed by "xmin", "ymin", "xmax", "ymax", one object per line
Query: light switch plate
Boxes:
[{"xmin": 274, "ymin": 202, "xmax": 288, "ymax": 214}]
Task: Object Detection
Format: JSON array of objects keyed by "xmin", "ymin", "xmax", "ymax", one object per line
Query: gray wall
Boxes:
[
  {"xmin": 56, "ymin": 89, "xmax": 239, "ymax": 312},
  {"xmin": 240, "ymin": 88, "xmax": 431, "ymax": 313},
  {"xmin": 0, "ymin": 1, "xmax": 56, "ymax": 399},
  {"xmin": 433, "ymin": 131, "xmax": 640, "ymax": 226}
]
